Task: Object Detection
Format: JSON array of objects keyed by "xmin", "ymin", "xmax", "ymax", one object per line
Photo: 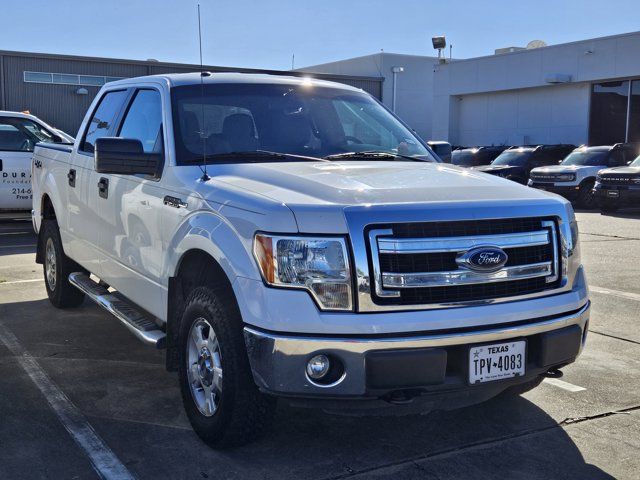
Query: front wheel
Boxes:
[
  {"xmin": 42, "ymin": 219, "xmax": 86, "ymax": 308},
  {"xmin": 577, "ymin": 181, "xmax": 597, "ymax": 209},
  {"xmin": 178, "ymin": 286, "xmax": 275, "ymax": 448}
]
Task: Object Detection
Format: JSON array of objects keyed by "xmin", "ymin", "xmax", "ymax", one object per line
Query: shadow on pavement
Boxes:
[{"xmin": 0, "ymin": 298, "xmax": 615, "ymax": 480}]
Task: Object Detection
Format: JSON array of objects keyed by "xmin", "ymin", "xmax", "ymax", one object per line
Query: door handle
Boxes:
[
  {"xmin": 98, "ymin": 177, "xmax": 109, "ymax": 199},
  {"xmin": 67, "ymin": 169, "xmax": 76, "ymax": 187}
]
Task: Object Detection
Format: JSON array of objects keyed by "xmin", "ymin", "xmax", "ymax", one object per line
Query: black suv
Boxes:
[
  {"xmin": 594, "ymin": 154, "xmax": 640, "ymax": 213},
  {"xmin": 451, "ymin": 146, "xmax": 509, "ymax": 168},
  {"xmin": 474, "ymin": 144, "xmax": 576, "ymax": 184}
]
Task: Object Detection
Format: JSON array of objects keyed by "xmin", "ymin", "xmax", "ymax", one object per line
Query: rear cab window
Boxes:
[{"xmin": 80, "ymin": 89, "xmax": 129, "ymax": 154}]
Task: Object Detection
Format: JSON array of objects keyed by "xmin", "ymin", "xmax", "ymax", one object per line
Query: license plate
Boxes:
[
  {"xmin": 606, "ymin": 190, "xmax": 619, "ymax": 197},
  {"xmin": 469, "ymin": 341, "xmax": 526, "ymax": 384}
]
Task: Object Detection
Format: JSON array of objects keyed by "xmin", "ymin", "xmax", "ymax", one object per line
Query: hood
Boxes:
[
  {"xmin": 531, "ymin": 164, "xmax": 595, "ymax": 174},
  {"xmin": 202, "ymin": 161, "xmax": 562, "ymax": 233},
  {"xmin": 598, "ymin": 166, "xmax": 640, "ymax": 176},
  {"xmin": 474, "ymin": 164, "xmax": 516, "ymax": 172}
]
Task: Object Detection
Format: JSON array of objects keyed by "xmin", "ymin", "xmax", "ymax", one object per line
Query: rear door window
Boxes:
[
  {"xmin": 81, "ymin": 90, "xmax": 128, "ymax": 153},
  {"xmin": 118, "ymin": 89, "xmax": 163, "ymax": 153}
]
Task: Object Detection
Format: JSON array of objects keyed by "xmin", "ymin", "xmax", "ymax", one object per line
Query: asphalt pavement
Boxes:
[{"xmin": 0, "ymin": 210, "xmax": 638, "ymax": 479}]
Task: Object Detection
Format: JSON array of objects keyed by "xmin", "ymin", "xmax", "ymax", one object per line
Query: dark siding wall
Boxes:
[
  {"xmin": 2, "ymin": 55, "xmax": 147, "ymax": 134},
  {"xmin": 0, "ymin": 52, "xmax": 382, "ymax": 135}
]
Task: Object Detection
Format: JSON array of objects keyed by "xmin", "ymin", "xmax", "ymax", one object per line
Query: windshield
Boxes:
[
  {"xmin": 452, "ymin": 150, "xmax": 496, "ymax": 167},
  {"xmin": 491, "ymin": 150, "xmax": 532, "ymax": 166},
  {"xmin": 630, "ymin": 156, "xmax": 640, "ymax": 167},
  {"xmin": 562, "ymin": 150, "xmax": 608, "ymax": 166},
  {"xmin": 171, "ymin": 83, "xmax": 435, "ymax": 163},
  {"xmin": 0, "ymin": 117, "xmax": 57, "ymax": 152}
]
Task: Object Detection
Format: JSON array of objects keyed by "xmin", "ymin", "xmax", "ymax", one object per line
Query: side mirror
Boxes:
[{"xmin": 95, "ymin": 137, "xmax": 162, "ymax": 176}]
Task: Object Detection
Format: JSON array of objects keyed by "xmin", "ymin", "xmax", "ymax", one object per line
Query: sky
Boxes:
[{"xmin": 1, "ymin": 0, "xmax": 639, "ymax": 70}]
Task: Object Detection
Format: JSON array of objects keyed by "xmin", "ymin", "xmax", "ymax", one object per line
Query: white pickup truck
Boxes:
[
  {"xmin": 31, "ymin": 73, "xmax": 590, "ymax": 448},
  {"xmin": 0, "ymin": 111, "xmax": 72, "ymax": 218}
]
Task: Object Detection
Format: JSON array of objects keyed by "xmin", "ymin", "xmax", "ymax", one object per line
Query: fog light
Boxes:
[{"xmin": 306, "ymin": 355, "xmax": 330, "ymax": 380}]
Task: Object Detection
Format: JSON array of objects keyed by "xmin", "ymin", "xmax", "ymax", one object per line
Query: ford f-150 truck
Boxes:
[{"xmin": 31, "ymin": 73, "xmax": 590, "ymax": 448}]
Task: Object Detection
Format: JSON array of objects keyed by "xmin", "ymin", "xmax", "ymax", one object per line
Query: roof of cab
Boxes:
[{"xmin": 106, "ymin": 72, "xmax": 364, "ymax": 92}]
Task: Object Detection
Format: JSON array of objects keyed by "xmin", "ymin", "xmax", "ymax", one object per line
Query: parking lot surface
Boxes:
[{"xmin": 0, "ymin": 210, "xmax": 639, "ymax": 479}]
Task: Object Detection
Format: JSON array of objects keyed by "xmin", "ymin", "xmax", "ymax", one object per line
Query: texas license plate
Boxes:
[
  {"xmin": 469, "ymin": 341, "xmax": 526, "ymax": 384},
  {"xmin": 606, "ymin": 190, "xmax": 619, "ymax": 197}
]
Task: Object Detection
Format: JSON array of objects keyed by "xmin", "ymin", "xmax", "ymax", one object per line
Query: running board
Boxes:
[{"xmin": 68, "ymin": 272, "xmax": 166, "ymax": 348}]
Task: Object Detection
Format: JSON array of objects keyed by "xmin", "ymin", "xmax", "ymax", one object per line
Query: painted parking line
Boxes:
[
  {"xmin": 543, "ymin": 377, "xmax": 586, "ymax": 392},
  {"xmin": 590, "ymin": 285, "xmax": 640, "ymax": 302},
  {"xmin": 0, "ymin": 278, "xmax": 43, "ymax": 286},
  {"xmin": 0, "ymin": 322, "xmax": 135, "ymax": 480}
]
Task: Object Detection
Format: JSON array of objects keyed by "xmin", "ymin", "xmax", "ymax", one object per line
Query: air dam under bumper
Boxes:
[{"xmin": 243, "ymin": 301, "xmax": 589, "ymax": 399}]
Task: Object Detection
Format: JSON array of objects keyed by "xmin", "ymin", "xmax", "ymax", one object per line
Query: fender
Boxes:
[{"xmin": 164, "ymin": 210, "xmax": 262, "ymax": 286}]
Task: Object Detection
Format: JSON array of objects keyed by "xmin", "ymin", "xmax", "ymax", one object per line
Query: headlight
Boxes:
[
  {"xmin": 556, "ymin": 173, "xmax": 576, "ymax": 182},
  {"xmin": 253, "ymin": 234, "xmax": 352, "ymax": 311}
]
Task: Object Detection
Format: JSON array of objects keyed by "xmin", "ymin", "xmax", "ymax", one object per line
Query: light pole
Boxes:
[{"xmin": 391, "ymin": 66, "xmax": 404, "ymax": 113}]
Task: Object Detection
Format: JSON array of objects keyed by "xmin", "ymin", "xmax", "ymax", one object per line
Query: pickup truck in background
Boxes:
[
  {"xmin": 31, "ymin": 73, "xmax": 590, "ymax": 448},
  {"xmin": 0, "ymin": 111, "xmax": 72, "ymax": 218}
]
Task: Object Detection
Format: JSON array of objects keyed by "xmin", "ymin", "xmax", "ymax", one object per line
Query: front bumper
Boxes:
[
  {"xmin": 529, "ymin": 182, "xmax": 581, "ymax": 200},
  {"xmin": 594, "ymin": 184, "xmax": 640, "ymax": 204},
  {"xmin": 244, "ymin": 301, "xmax": 590, "ymax": 400}
]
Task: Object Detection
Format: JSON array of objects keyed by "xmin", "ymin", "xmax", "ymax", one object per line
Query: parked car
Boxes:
[
  {"xmin": 474, "ymin": 145, "xmax": 576, "ymax": 184},
  {"xmin": 32, "ymin": 73, "xmax": 589, "ymax": 448},
  {"xmin": 451, "ymin": 146, "xmax": 509, "ymax": 168},
  {"xmin": 0, "ymin": 111, "xmax": 72, "ymax": 218},
  {"xmin": 594, "ymin": 154, "xmax": 640, "ymax": 213},
  {"xmin": 427, "ymin": 140, "xmax": 451, "ymax": 163},
  {"xmin": 528, "ymin": 144, "xmax": 638, "ymax": 208}
]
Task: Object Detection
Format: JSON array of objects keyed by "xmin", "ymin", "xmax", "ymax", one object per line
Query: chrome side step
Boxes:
[{"xmin": 69, "ymin": 272, "xmax": 166, "ymax": 348}]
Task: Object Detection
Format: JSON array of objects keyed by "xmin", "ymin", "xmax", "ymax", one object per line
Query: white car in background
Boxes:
[{"xmin": 0, "ymin": 111, "xmax": 72, "ymax": 218}]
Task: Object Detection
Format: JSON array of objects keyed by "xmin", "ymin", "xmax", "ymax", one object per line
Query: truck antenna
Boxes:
[{"xmin": 197, "ymin": 3, "xmax": 210, "ymax": 181}]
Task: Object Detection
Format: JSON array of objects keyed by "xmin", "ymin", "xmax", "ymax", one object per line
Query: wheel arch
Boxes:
[
  {"xmin": 35, "ymin": 194, "xmax": 56, "ymax": 264},
  {"xmin": 166, "ymin": 248, "xmax": 240, "ymax": 371}
]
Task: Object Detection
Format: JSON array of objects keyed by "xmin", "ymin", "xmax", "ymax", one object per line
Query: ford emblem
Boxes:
[{"xmin": 457, "ymin": 246, "xmax": 508, "ymax": 272}]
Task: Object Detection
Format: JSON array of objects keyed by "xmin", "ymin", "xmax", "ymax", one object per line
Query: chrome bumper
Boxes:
[{"xmin": 243, "ymin": 301, "xmax": 590, "ymax": 397}]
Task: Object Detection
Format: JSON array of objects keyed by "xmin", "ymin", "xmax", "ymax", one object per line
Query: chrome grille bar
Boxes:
[
  {"xmin": 378, "ymin": 230, "xmax": 550, "ymax": 254},
  {"xmin": 382, "ymin": 262, "xmax": 553, "ymax": 288}
]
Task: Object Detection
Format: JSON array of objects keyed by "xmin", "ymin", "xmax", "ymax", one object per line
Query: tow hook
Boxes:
[
  {"xmin": 386, "ymin": 391, "xmax": 415, "ymax": 405},
  {"xmin": 543, "ymin": 368, "xmax": 564, "ymax": 378}
]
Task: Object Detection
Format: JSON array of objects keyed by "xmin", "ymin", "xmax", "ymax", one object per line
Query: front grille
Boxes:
[
  {"xmin": 368, "ymin": 217, "xmax": 560, "ymax": 307},
  {"xmin": 600, "ymin": 176, "xmax": 638, "ymax": 185}
]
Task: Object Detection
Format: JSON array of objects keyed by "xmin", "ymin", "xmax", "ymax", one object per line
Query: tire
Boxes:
[
  {"xmin": 502, "ymin": 376, "xmax": 544, "ymax": 397},
  {"xmin": 599, "ymin": 199, "xmax": 619, "ymax": 214},
  {"xmin": 178, "ymin": 286, "xmax": 275, "ymax": 448},
  {"xmin": 577, "ymin": 181, "xmax": 597, "ymax": 209},
  {"xmin": 42, "ymin": 219, "xmax": 86, "ymax": 308}
]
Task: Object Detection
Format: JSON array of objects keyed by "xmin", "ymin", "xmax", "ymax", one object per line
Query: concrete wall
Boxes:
[
  {"xmin": 300, "ymin": 53, "xmax": 440, "ymax": 141},
  {"xmin": 433, "ymin": 31, "xmax": 640, "ymax": 146}
]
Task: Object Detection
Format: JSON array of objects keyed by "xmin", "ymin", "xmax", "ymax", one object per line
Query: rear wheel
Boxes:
[
  {"xmin": 178, "ymin": 286, "xmax": 275, "ymax": 448},
  {"xmin": 577, "ymin": 181, "xmax": 597, "ymax": 209},
  {"xmin": 42, "ymin": 219, "xmax": 85, "ymax": 308}
]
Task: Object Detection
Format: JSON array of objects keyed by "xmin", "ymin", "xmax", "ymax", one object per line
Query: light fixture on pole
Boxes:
[{"xmin": 432, "ymin": 35, "xmax": 447, "ymax": 62}]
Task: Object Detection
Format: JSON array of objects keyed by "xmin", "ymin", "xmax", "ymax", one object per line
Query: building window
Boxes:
[
  {"xmin": 23, "ymin": 71, "xmax": 124, "ymax": 87},
  {"xmin": 629, "ymin": 80, "xmax": 640, "ymax": 143},
  {"xmin": 588, "ymin": 81, "xmax": 629, "ymax": 146}
]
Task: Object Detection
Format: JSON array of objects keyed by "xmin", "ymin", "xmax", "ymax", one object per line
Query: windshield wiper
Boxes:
[
  {"xmin": 323, "ymin": 150, "xmax": 427, "ymax": 162},
  {"xmin": 186, "ymin": 150, "xmax": 328, "ymax": 163}
]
